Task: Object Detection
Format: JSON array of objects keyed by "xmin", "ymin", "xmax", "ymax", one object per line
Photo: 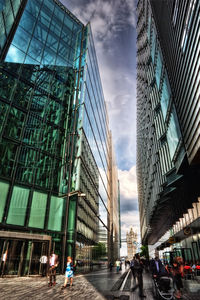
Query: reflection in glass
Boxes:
[
  {"xmin": 166, "ymin": 106, "xmax": 181, "ymax": 160},
  {"xmin": 7, "ymin": 186, "xmax": 29, "ymax": 226},
  {"xmin": 0, "ymin": 181, "xmax": 9, "ymax": 222},
  {"xmin": 28, "ymin": 191, "xmax": 47, "ymax": 229},
  {"xmin": 161, "ymin": 73, "xmax": 171, "ymax": 120}
]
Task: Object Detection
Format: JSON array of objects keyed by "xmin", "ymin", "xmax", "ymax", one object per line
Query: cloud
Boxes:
[
  {"xmin": 63, "ymin": 0, "xmax": 137, "ymax": 42},
  {"xmin": 61, "ymin": 0, "xmax": 137, "ymax": 170},
  {"xmin": 118, "ymin": 165, "xmax": 138, "ymax": 207}
]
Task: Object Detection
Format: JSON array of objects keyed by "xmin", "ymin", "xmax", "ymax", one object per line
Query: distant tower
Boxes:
[{"xmin": 126, "ymin": 228, "xmax": 137, "ymax": 260}]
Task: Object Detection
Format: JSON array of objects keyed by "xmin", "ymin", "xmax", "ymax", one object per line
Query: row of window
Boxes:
[
  {"xmin": 148, "ymin": 10, "xmax": 182, "ymax": 161},
  {"xmin": 0, "ymin": 181, "xmax": 64, "ymax": 231}
]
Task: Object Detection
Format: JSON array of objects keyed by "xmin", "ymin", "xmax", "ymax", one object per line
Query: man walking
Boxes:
[
  {"xmin": 150, "ymin": 256, "xmax": 164, "ymax": 278},
  {"xmin": 40, "ymin": 255, "xmax": 48, "ymax": 277},
  {"xmin": 48, "ymin": 253, "xmax": 59, "ymax": 287},
  {"xmin": 131, "ymin": 253, "xmax": 146, "ymax": 298},
  {"xmin": 130, "ymin": 256, "xmax": 135, "ymax": 279}
]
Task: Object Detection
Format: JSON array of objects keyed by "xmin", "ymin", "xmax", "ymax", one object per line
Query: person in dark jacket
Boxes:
[
  {"xmin": 130, "ymin": 256, "xmax": 136, "ymax": 279},
  {"xmin": 150, "ymin": 256, "xmax": 165, "ymax": 277},
  {"xmin": 131, "ymin": 253, "xmax": 146, "ymax": 298}
]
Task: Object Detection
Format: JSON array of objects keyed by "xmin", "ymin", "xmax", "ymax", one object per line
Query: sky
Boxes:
[{"xmin": 62, "ymin": 0, "xmax": 139, "ymax": 256}]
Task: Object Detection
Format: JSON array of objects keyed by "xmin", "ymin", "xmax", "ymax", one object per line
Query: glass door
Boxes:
[{"xmin": 6, "ymin": 240, "xmax": 23, "ymax": 275}]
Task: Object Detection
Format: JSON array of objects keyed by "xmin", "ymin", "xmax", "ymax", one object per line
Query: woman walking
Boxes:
[
  {"xmin": 172, "ymin": 258, "xmax": 183, "ymax": 299},
  {"xmin": 61, "ymin": 256, "xmax": 74, "ymax": 289}
]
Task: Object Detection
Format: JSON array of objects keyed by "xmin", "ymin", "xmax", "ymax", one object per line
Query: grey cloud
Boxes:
[
  {"xmin": 120, "ymin": 199, "xmax": 138, "ymax": 213},
  {"xmin": 62, "ymin": 0, "xmax": 138, "ymax": 171}
]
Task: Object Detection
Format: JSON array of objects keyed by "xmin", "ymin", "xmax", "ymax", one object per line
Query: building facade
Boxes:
[
  {"xmin": 0, "ymin": 0, "xmax": 119, "ymax": 275},
  {"xmin": 136, "ymin": 0, "xmax": 200, "ymax": 262},
  {"xmin": 108, "ymin": 132, "xmax": 121, "ymax": 263},
  {"xmin": 126, "ymin": 228, "xmax": 137, "ymax": 260}
]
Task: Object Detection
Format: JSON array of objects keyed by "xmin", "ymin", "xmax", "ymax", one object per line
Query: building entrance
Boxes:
[{"xmin": 0, "ymin": 232, "xmax": 51, "ymax": 276}]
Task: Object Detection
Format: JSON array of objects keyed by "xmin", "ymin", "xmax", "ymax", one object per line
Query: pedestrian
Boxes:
[
  {"xmin": 109, "ymin": 261, "xmax": 113, "ymax": 271},
  {"xmin": 116, "ymin": 259, "xmax": 120, "ymax": 273},
  {"xmin": 61, "ymin": 256, "xmax": 74, "ymax": 289},
  {"xmin": 150, "ymin": 256, "xmax": 164, "ymax": 278},
  {"xmin": 119, "ymin": 260, "xmax": 122, "ymax": 271},
  {"xmin": 172, "ymin": 258, "xmax": 183, "ymax": 299},
  {"xmin": 131, "ymin": 253, "xmax": 146, "ymax": 298},
  {"xmin": 1, "ymin": 249, "xmax": 8, "ymax": 277},
  {"xmin": 48, "ymin": 252, "xmax": 59, "ymax": 287},
  {"xmin": 40, "ymin": 254, "xmax": 48, "ymax": 277},
  {"xmin": 125, "ymin": 260, "xmax": 127, "ymax": 269},
  {"xmin": 130, "ymin": 256, "xmax": 135, "ymax": 279}
]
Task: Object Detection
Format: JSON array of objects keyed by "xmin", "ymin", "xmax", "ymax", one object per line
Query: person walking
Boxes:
[
  {"xmin": 131, "ymin": 253, "xmax": 146, "ymax": 298},
  {"xmin": 116, "ymin": 259, "xmax": 120, "ymax": 273},
  {"xmin": 1, "ymin": 249, "xmax": 8, "ymax": 277},
  {"xmin": 48, "ymin": 253, "xmax": 59, "ymax": 287},
  {"xmin": 172, "ymin": 258, "xmax": 183, "ymax": 299},
  {"xmin": 61, "ymin": 256, "xmax": 74, "ymax": 289},
  {"xmin": 150, "ymin": 256, "xmax": 164, "ymax": 278},
  {"xmin": 40, "ymin": 255, "xmax": 48, "ymax": 277},
  {"xmin": 130, "ymin": 256, "xmax": 135, "ymax": 280},
  {"xmin": 109, "ymin": 261, "xmax": 113, "ymax": 271}
]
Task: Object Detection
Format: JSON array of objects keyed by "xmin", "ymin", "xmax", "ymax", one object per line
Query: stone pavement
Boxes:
[{"xmin": 0, "ymin": 267, "xmax": 200, "ymax": 300}]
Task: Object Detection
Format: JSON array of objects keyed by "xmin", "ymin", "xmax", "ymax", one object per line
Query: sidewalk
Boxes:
[{"xmin": 0, "ymin": 267, "xmax": 200, "ymax": 299}]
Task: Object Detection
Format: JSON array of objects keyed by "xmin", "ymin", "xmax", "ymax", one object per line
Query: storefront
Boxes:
[{"xmin": 0, "ymin": 231, "xmax": 51, "ymax": 276}]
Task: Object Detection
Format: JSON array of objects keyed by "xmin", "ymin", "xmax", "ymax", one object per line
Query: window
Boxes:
[
  {"xmin": 172, "ymin": 0, "xmax": 179, "ymax": 25},
  {"xmin": 7, "ymin": 186, "xmax": 30, "ymax": 226},
  {"xmin": 0, "ymin": 139, "xmax": 18, "ymax": 177},
  {"xmin": 155, "ymin": 48, "xmax": 162, "ymax": 89},
  {"xmin": 166, "ymin": 105, "xmax": 181, "ymax": 160},
  {"xmin": 0, "ymin": 181, "xmax": 9, "ymax": 222},
  {"xmin": 181, "ymin": 0, "xmax": 197, "ymax": 51},
  {"xmin": 147, "ymin": 9, "xmax": 151, "ymax": 41},
  {"xmin": 28, "ymin": 191, "xmax": 47, "ymax": 229},
  {"xmin": 48, "ymin": 196, "xmax": 64, "ymax": 231},
  {"xmin": 160, "ymin": 72, "xmax": 171, "ymax": 120},
  {"xmin": 151, "ymin": 28, "xmax": 156, "ymax": 63},
  {"xmin": 4, "ymin": 107, "xmax": 25, "ymax": 139}
]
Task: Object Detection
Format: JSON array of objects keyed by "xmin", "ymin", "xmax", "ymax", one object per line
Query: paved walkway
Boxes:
[{"xmin": 0, "ymin": 267, "xmax": 200, "ymax": 299}]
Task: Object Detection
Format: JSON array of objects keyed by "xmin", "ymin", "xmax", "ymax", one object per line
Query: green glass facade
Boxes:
[{"xmin": 0, "ymin": 0, "xmax": 118, "ymax": 275}]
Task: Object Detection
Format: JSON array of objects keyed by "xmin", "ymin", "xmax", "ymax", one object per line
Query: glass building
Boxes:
[
  {"xmin": 0, "ymin": 0, "xmax": 120, "ymax": 275},
  {"xmin": 137, "ymin": 0, "xmax": 200, "ymax": 261}
]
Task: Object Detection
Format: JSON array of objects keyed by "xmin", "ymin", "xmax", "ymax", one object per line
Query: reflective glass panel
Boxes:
[
  {"xmin": 48, "ymin": 196, "xmax": 64, "ymax": 231},
  {"xmin": 7, "ymin": 186, "xmax": 30, "ymax": 226},
  {"xmin": 166, "ymin": 106, "xmax": 181, "ymax": 160},
  {"xmin": 12, "ymin": 25, "xmax": 31, "ymax": 53},
  {"xmin": 155, "ymin": 49, "xmax": 162, "ymax": 88},
  {"xmin": 0, "ymin": 181, "xmax": 9, "ymax": 222},
  {"xmin": 5, "ymin": 44, "xmax": 25, "ymax": 63},
  {"xmin": 151, "ymin": 28, "xmax": 156, "ymax": 63},
  {"xmin": 4, "ymin": 107, "xmax": 25, "ymax": 139},
  {"xmin": 160, "ymin": 73, "xmax": 171, "ymax": 120},
  {"xmin": 28, "ymin": 191, "xmax": 47, "ymax": 229}
]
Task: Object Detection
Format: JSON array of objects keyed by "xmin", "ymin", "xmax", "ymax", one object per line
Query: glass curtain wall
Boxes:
[
  {"xmin": 0, "ymin": 0, "xmax": 84, "ymax": 274},
  {"xmin": 68, "ymin": 24, "xmax": 110, "ymax": 269}
]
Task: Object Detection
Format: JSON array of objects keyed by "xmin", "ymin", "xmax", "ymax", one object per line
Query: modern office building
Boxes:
[
  {"xmin": 136, "ymin": 0, "xmax": 200, "ymax": 262},
  {"xmin": 0, "ymin": 0, "xmax": 119, "ymax": 275},
  {"xmin": 107, "ymin": 132, "xmax": 121, "ymax": 263}
]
